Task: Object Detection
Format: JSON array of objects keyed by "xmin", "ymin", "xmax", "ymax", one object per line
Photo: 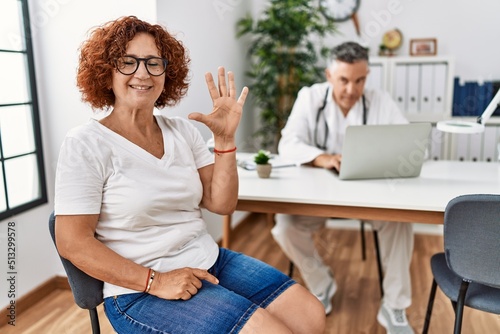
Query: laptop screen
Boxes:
[{"xmin": 338, "ymin": 123, "xmax": 432, "ymax": 180}]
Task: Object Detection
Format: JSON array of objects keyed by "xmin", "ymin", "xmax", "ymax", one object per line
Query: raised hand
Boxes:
[{"xmin": 188, "ymin": 67, "xmax": 249, "ymax": 142}]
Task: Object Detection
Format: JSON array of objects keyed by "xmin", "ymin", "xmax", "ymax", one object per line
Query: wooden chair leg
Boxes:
[{"xmin": 422, "ymin": 278, "xmax": 438, "ymax": 334}]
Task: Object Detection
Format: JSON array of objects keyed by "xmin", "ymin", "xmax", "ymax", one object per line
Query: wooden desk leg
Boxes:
[{"xmin": 222, "ymin": 215, "xmax": 232, "ymax": 249}]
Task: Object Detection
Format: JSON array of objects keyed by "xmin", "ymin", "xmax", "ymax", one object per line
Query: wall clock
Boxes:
[{"xmin": 320, "ymin": 0, "xmax": 361, "ymax": 22}]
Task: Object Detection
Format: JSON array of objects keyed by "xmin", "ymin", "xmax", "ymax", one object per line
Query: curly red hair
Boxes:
[{"xmin": 76, "ymin": 16, "xmax": 190, "ymax": 110}]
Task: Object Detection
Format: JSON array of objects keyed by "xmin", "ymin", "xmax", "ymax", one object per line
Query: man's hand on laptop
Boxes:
[{"xmin": 312, "ymin": 154, "xmax": 342, "ymax": 172}]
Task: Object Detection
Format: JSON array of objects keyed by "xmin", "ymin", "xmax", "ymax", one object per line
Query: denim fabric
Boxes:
[{"xmin": 104, "ymin": 248, "xmax": 295, "ymax": 333}]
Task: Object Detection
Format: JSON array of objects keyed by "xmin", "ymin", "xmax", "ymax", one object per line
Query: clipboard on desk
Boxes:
[{"xmin": 338, "ymin": 123, "xmax": 432, "ymax": 180}]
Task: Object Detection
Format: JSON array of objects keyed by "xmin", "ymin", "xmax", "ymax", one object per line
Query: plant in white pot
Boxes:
[{"xmin": 254, "ymin": 150, "xmax": 272, "ymax": 178}]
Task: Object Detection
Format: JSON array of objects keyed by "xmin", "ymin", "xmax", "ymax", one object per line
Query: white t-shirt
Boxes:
[
  {"xmin": 278, "ymin": 81, "xmax": 408, "ymax": 164},
  {"xmin": 55, "ymin": 115, "xmax": 218, "ymax": 298}
]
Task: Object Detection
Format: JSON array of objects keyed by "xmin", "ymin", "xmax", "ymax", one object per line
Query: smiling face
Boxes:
[
  {"xmin": 325, "ymin": 59, "xmax": 369, "ymax": 115},
  {"xmin": 111, "ymin": 32, "xmax": 165, "ymax": 111}
]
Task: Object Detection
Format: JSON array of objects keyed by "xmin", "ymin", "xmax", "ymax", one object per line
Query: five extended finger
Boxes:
[
  {"xmin": 205, "ymin": 72, "xmax": 219, "ymax": 101},
  {"xmin": 228, "ymin": 71, "xmax": 236, "ymax": 98},
  {"xmin": 238, "ymin": 86, "xmax": 249, "ymax": 106},
  {"xmin": 218, "ymin": 66, "xmax": 227, "ymax": 96}
]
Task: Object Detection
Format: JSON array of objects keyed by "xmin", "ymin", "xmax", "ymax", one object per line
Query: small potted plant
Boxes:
[{"xmin": 254, "ymin": 150, "xmax": 272, "ymax": 178}]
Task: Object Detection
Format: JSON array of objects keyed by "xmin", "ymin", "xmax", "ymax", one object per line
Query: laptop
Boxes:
[{"xmin": 338, "ymin": 123, "xmax": 432, "ymax": 180}]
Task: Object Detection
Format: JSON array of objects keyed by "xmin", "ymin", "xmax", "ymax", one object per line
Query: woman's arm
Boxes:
[
  {"xmin": 56, "ymin": 214, "xmax": 218, "ymax": 300},
  {"xmin": 189, "ymin": 67, "xmax": 248, "ymax": 214},
  {"xmin": 56, "ymin": 214, "xmax": 147, "ymax": 291}
]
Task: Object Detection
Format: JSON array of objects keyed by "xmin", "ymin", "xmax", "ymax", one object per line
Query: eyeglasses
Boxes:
[{"xmin": 115, "ymin": 56, "xmax": 168, "ymax": 76}]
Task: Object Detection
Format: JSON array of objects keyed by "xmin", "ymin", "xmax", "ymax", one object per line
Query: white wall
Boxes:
[
  {"xmin": 0, "ymin": 0, "xmax": 157, "ymax": 309},
  {"xmin": 322, "ymin": 0, "xmax": 500, "ymax": 81},
  {"xmin": 156, "ymin": 0, "xmax": 253, "ymax": 240},
  {"xmin": 156, "ymin": 0, "xmax": 254, "ymax": 145},
  {"xmin": 3, "ymin": 0, "xmax": 500, "ymax": 306}
]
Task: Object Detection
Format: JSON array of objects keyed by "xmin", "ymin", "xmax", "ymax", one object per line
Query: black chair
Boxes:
[
  {"xmin": 48, "ymin": 212, "xmax": 104, "ymax": 334},
  {"xmin": 360, "ymin": 221, "xmax": 384, "ymax": 297},
  {"xmin": 288, "ymin": 219, "xmax": 384, "ymax": 297},
  {"xmin": 422, "ymin": 194, "xmax": 500, "ymax": 334}
]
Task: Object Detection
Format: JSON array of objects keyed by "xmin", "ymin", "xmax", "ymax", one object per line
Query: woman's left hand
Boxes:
[{"xmin": 188, "ymin": 67, "xmax": 248, "ymax": 143}]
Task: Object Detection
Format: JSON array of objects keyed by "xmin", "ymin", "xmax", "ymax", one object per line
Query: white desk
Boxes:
[{"xmin": 222, "ymin": 159, "xmax": 500, "ymax": 248}]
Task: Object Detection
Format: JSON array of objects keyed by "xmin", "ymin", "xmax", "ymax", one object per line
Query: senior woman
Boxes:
[{"xmin": 54, "ymin": 16, "xmax": 324, "ymax": 334}]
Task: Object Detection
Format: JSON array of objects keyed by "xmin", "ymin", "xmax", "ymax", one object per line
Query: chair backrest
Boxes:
[
  {"xmin": 444, "ymin": 194, "xmax": 500, "ymax": 289},
  {"xmin": 48, "ymin": 212, "xmax": 104, "ymax": 309}
]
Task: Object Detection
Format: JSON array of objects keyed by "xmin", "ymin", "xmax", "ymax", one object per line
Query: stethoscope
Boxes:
[{"xmin": 314, "ymin": 87, "xmax": 368, "ymax": 150}]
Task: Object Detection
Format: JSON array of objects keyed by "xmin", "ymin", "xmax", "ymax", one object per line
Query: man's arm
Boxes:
[{"xmin": 278, "ymin": 85, "xmax": 328, "ymax": 165}]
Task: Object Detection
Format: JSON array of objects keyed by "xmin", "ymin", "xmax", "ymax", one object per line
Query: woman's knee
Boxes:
[
  {"xmin": 240, "ymin": 308, "xmax": 292, "ymax": 334},
  {"xmin": 266, "ymin": 284, "xmax": 325, "ymax": 334}
]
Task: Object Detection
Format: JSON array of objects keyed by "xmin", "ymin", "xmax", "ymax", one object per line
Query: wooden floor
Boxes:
[{"xmin": 2, "ymin": 214, "xmax": 499, "ymax": 333}]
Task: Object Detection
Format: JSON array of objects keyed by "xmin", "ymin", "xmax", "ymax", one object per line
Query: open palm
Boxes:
[{"xmin": 189, "ymin": 67, "xmax": 249, "ymax": 140}]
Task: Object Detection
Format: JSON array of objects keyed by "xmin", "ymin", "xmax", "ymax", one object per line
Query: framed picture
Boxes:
[{"xmin": 410, "ymin": 38, "xmax": 437, "ymax": 56}]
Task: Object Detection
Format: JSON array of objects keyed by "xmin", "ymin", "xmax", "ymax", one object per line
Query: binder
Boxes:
[
  {"xmin": 406, "ymin": 64, "xmax": 420, "ymax": 114},
  {"xmin": 479, "ymin": 81, "xmax": 491, "ymax": 114},
  {"xmin": 452, "ymin": 78, "xmax": 464, "ymax": 116},
  {"xmin": 367, "ymin": 63, "xmax": 384, "ymax": 90},
  {"xmin": 454, "ymin": 133, "xmax": 470, "ymax": 161},
  {"xmin": 429, "ymin": 126, "xmax": 444, "ymax": 160},
  {"xmin": 432, "ymin": 64, "xmax": 448, "ymax": 114},
  {"xmin": 471, "ymin": 82, "xmax": 483, "ymax": 117},
  {"xmin": 482, "ymin": 126, "xmax": 498, "ymax": 162},
  {"xmin": 463, "ymin": 82, "xmax": 476, "ymax": 116},
  {"xmin": 420, "ymin": 64, "xmax": 434, "ymax": 113},
  {"xmin": 468, "ymin": 132, "xmax": 483, "ymax": 161},
  {"xmin": 493, "ymin": 81, "xmax": 500, "ymax": 117},
  {"xmin": 393, "ymin": 64, "xmax": 407, "ymax": 112}
]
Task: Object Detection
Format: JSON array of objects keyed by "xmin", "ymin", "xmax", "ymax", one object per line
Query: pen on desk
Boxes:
[
  {"xmin": 272, "ymin": 163, "xmax": 298, "ymax": 168},
  {"xmin": 237, "ymin": 161, "xmax": 299, "ymax": 170}
]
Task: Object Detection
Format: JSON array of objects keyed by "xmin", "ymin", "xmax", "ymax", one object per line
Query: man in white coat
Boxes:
[{"xmin": 271, "ymin": 42, "xmax": 414, "ymax": 334}]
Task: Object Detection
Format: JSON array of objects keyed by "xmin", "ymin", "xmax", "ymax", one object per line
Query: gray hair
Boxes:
[{"xmin": 329, "ymin": 42, "xmax": 369, "ymax": 64}]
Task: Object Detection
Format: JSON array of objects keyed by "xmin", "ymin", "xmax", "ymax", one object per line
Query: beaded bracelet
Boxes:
[
  {"xmin": 144, "ymin": 269, "xmax": 156, "ymax": 293},
  {"xmin": 213, "ymin": 147, "xmax": 237, "ymax": 155}
]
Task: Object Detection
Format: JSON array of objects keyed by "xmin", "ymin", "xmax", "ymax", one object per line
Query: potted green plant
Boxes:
[
  {"xmin": 254, "ymin": 150, "xmax": 272, "ymax": 178},
  {"xmin": 236, "ymin": 0, "xmax": 337, "ymax": 151}
]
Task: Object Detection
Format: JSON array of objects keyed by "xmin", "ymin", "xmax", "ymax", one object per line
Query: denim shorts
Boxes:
[{"xmin": 104, "ymin": 248, "xmax": 295, "ymax": 334}]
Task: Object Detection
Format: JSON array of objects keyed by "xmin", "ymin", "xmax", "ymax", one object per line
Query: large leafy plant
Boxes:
[{"xmin": 237, "ymin": 0, "xmax": 336, "ymax": 151}]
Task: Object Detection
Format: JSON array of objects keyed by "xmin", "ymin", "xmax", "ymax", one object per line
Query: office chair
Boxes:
[
  {"xmin": 288, "ymin": 219, "xmax": 384, "ymax": 297},
  {"xmin": 48, "ymin": 212, "xmax": 104, "ymax": 334},
  {"xmin": 422, "ymin": 194, "xmax": 500, "ymax": 334}
]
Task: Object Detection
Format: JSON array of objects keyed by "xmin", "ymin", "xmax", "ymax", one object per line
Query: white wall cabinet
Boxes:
[
  {"xmin": 368, "ymin": 56, "xmax": 499, "ymax": 162},
  {"xmin": 368, "ymin": 56, "xmax": 455, "ymax": 123}
]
